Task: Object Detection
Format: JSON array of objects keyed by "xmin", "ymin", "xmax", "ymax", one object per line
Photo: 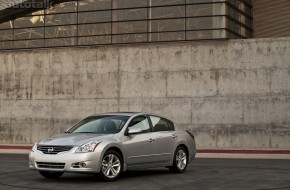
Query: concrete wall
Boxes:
[{"xmin": 0, "ymin": 38, "xmax": 290, "ymax": 149}]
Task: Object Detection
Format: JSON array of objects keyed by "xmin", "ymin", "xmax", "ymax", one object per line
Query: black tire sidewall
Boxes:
[{"xmin": 100, "ymin": 150, "xmax": 123, "ymax": 182}]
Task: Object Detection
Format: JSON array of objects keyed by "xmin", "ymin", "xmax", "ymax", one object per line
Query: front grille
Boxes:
[
  {"xmin": 37, "ymin": 145, "xmax": 73, "ymax": 154},
  {"xmin": 37, "ymin": 162, "xmax": 65, "ymax": 169}
]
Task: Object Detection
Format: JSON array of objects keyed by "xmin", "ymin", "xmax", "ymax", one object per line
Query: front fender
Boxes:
[{"xmin": 95, "ymin": 140, "xmax": 126, "ymax": 173}]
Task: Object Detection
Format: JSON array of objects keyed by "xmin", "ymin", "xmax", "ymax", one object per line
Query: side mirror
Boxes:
[
  {"xmin": 126, "ymin": 128, "xmax": 142, "ymax": 135},
  {"xmin": 124, "ymin": 127, "xmax": 129, "ymax": 136}
]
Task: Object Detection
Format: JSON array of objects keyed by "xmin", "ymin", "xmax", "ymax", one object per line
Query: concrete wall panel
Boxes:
[
  {"xmin": 244, "ymin": 96, "xmax": 290, "ymax": 124},
  {"xmin": 217, "ymin": 69, "xmax": 271, "ymax": 96},
  {"xmin": 167, "ymin": 71, "xmax": 217, "ymax": 97},
  {"xmin": 120, "ymin": 72, "xmax": 167, "ymax": 98},
  {"xmin": 0, "ymin": 123, "xmax": 33, "ymax": 144},
  {"xmin": 74, "ymin": 72, "xmax": 119, "ymax": 99},
  {"xmin": 119, "ymin": 45, "xmax": 192, "ymax": 73},
  {"xmin": 0, "ymin": 38, "xmax": 290, "ymax": 149},
  {"xmin": 192, "ymin": 97, "xmax": 244, "ymax": 125},
  {"xmin": 271, "ymin": 68, "xmax": 290, "ymax": 95}
]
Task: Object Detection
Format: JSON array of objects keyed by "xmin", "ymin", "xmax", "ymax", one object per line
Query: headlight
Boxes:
[
  {"xmin": 31, "ymin": 143, "xmax": 37, "ymax": 152},
  {"xmin": 75, "ymin": 141, "xmax": 101, "ymax": 153}
]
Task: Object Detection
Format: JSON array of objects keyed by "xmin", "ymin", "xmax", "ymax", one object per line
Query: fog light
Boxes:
[
  {"xmin": 79, "ymin": 162, "xmax": 86, "ymax": 168},
  {"xmin": 29, "ymin": 161, "xmax": 34, "ymax": 167}
]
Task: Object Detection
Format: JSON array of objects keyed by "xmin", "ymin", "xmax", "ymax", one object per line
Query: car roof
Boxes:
[
  {"xmin": 94, "ymin": 112, "xmax": 141, "ymax": 117},
  {"xmin": 92, "ymin": 112, "xmax": 172, "ymax": 121}
]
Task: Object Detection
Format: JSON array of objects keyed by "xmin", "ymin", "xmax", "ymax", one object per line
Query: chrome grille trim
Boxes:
[
  {"xmin": 37, "ymin": 145, "xmax": 73, "ymax": 154},
  {"xmin": 36, "ymin": 162, "xmax": 65, "ymax": 169}
]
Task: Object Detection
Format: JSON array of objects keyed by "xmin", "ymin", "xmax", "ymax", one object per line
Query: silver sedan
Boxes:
[{"xmin": 29, "ymin": 112, "xmax": 196, "ymax": 181}]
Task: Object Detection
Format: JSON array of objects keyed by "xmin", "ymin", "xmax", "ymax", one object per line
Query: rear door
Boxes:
[{"xmin": 149, "ymin": 115, "xmax": 177, "ymax": 163}]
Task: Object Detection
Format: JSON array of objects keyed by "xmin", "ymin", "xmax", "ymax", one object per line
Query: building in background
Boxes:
[
  {"xmin": 0, "ymin": 0, "xmax": 252, "ymax": 50},
  {"xmin": 253, "ymin": 0, "xmax": 290, "ymax": 38}
]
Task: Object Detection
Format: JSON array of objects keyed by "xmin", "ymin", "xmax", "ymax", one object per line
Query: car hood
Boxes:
[{"xmin": 37, "ymin": 133, "xmax": 114, "ymax": 146}]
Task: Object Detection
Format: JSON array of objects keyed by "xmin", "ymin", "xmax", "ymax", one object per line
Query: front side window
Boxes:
[
  {"xmin": 150, "ymin": 116, "xmax": 175, "ymax": 132},
  {"xmin": 67, "ymin": 115, "xmax": 129, "ymax": 134},
  {"xmin": 128, "ymin": 116, "xmax": 150, "ymax": 133}
]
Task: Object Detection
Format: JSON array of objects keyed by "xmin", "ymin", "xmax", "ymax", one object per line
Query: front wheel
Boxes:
[
  {"xmin": 100, "ymin": 150, "xmax": 123, "ymax": 182},
  {"xmin": 39, "ymin": 171, "xmax": 63, "ymax": 179},
  {"xmin": 169, "ymin": 146, "xmax": 188, "ymax": 173}
]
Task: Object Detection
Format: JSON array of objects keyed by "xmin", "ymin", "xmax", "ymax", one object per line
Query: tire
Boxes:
[
  {"xmin": 39, "ymin": 171, "xmax": 64, "ymax": 179},
  {"xmin": 100, "ymin": 150, "xmax": 123, "ymax": 182},
  {"xmin": 169, "ymin": 146, "xmax": 188, "ymax": 173}
]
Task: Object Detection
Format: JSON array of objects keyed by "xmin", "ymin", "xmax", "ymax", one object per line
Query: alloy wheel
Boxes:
[
  {"xmin": 101, "ymin": 154, "xmax": 121, "ymax": 179},
  {"xmin": 176, "ymin": 149, "xmax": 187, "ymax": 170}
]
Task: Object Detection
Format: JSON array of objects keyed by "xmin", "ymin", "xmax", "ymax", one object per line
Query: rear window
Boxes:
[{"xmin": 150, "ymin": 116, "xmax": 175, "ymax": 132}]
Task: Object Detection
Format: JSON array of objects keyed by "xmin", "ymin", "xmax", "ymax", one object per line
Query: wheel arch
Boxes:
[
  {"xmin": 105, "ymin": 146, "xmax": 124, "ymax": 161},
  {"xmin": 177, "ymin": 144, "xmax": 189, "ymax": 155},
  {"xmin": 170, "ymin": 143, "xmax": 189, "ymax": 165},
  {"xmin": 99, "ymin": 145, "xmax": 127, "ymax": 172}
]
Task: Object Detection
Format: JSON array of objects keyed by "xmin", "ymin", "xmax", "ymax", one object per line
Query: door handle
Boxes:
[
  {"xmin": 171, "ymin": 134, "xmax": 177, "ymax": 139},
  {"xmin": 148, "ymin": 138, "xmax": 155, "ymax": 143}
]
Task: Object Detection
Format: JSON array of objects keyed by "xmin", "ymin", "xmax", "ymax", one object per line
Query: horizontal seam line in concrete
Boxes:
[
  {"xmin": 1, "ymin": 145, "xmax": 290, "ymax": 154},
  {"xmin": 0, "ymin": 95, "xmax": 290, "ymax": 101},
  {"xmin": 7, "ymin": 67, "xmax": 290, "ymax": 76}
]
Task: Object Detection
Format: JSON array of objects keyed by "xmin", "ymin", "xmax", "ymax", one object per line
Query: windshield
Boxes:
[{"xmin": 67, "ymin": 115, "xmax": 130, "ymax": 134}]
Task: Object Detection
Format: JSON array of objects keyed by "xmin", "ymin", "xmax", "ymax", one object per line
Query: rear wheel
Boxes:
[
  {"xmin": 100, "ymin": 150, "xmax": 123, "ymax": 182},
  {"xmin": 39, "ymin": 171, "xmax": 63, "ymax": 179},
  {"xmin": 169, "ymin": 146, "xmax": 188, "ymax": 173}
]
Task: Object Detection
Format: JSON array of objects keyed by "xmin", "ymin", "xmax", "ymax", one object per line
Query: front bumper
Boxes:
[{"xmin": 29, "ymin": 147, "xmax": 103, "ymax": 173}]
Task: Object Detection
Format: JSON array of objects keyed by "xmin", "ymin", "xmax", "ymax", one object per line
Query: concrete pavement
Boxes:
[{"xmin": 0, "ymin": 154, "xmax": 289, "ymax": 190}]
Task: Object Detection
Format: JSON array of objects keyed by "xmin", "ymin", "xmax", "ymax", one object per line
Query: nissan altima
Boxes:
[{"xmin": 29, "ymin": 112, "xmax": 196, "ymax": 181}]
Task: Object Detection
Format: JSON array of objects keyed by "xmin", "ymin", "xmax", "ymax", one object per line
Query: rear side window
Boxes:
[
  {"xmin": 128, "ymin": 116, "xmax": 151, "ymax": 133},
  {"xmin": 150, "ymin": 116, "xmax": 175, "ymax": 132}
]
